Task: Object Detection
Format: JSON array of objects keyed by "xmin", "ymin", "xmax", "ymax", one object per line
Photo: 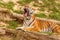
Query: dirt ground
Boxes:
[{"xmin": 0, "ymin": 29, "xmax": 60, "ymax": 40}]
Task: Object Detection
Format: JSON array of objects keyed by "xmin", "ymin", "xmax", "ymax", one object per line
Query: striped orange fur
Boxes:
[{"xmin": 25, "ymin": 15, "xmax": 60, "ymax": 33}]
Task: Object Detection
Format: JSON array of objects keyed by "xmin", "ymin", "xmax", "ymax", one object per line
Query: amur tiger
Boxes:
[{"xmin": 25, "ymin": 15, "xmax": 60, "ymax": 33}]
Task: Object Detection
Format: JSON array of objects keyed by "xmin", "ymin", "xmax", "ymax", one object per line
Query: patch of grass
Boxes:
[
  {"xmin": 33, "ymin": 0, "xmax": 38, "ymax": 3},
  {"xmin": 56, "ymin": 14, "xmax": 60, "ymax": 21},
  {"xmin": 0, "ymin": 2, "xmax": 7, "ymax": 7},
  {"xmin": 7, "ymin": 20, "xmax": 19, "ymax": 29},
  {"xmin": 39, "ymin": 7, "xmax": 45, "ymax": 11},
  {"xmin": 51, "ymin": 7, "xmax": 59, "ymax": 12},
  {"xmin": 25, "ymin": 0, "xmax": 33, "ymax": 3},
  {"xmin": 13, "ymin": 10, "xmax": 23, "ymax": 14},
  {"xmin": 33, "ymin": 3, "xmax": 40, "ymax": 7},
  {"xmin": 35, "ymin": 13, "xmax": 47, "ymax": 18},
  {"xmin": 0, "ymin": 1, "xmax": 14, "ymax": 10},
  {"xmin": 42, "ymin": 0, "xmax": 49, "ymax": 7},
  {"xmin": 49, "ymin": 12, "xmax": 60, "ymax": 21},
  {"xmin": 17, "ymin": 0, "xmax": 25, "ymax": 6},
  {"xmin": 49, "ymin": 13, "xmax": 57, "ymax": 19},
  {"xmin": 6, "ymin": 1, "xmax": 14, "ymax": 10},
  {"xmin": 33, "ymin": 3, "xmax": 38, "ymax": 7},
  {"xmin": 18, "ymin": 0, "xmax": 32, "ymax": 6}
]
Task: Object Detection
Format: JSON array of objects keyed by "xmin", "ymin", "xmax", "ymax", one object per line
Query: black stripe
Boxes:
[{"xmin": 28, "ymin": 19, "xmax": 34, "ymax": 26}]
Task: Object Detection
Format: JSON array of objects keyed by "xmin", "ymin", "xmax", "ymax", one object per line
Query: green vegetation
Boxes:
[
  {"xmin": 6, "ymin": 1, "xmax": 14, "ymax": 10},
  {"xmin": 0, "ymin": 2, "xmax": 6, "ymax": 7},
  {"xmin": 0, "ymin": 1, "xmax": 14, "ymax": 10},
  {"xmin": 0, "ymin": 0, "xmax": 60, "ymax": 29},
  {"xmin": 49, "ymin": 13, "xmax": 57, "ymax": 19},
  {"xmin": 39, "ymin": 7, "xmax": 45, "ymax": 11},
  {"xmin": 35, "ymin": 13, "xmax": 47, "ymax": 18},
  {"xmin": 7, "ymin": 20, "xmax": 19, "ymax": 29},
  {"xmin": 35, "ymin": 0, "xmax": 60, "ymax": 21},
  {"xmin": 0, "ymin": 0, "xmax": 60, "ymax": 20},
  {"xmin": 33, "ymin": 3, "xmax": 39, "ymax": 7},
  {"xmin": 18, "ymin": 0, "xmax": 33, "ymax": 6},
  {"xmin": 13, "ymin": 10, "xmax": 23, "ymax": 14},
  {"xmin": 33, "ymin": 3, "xmax": 38, "ymax": 7},
  {"xmin": 49, "ymin": 13, "xmax": 60, "ymax": 21}
]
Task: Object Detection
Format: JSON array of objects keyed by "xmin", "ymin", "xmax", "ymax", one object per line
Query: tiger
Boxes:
[{"xmin": 25, "ymin": 15, "xmax": 60, "ymax": 33}]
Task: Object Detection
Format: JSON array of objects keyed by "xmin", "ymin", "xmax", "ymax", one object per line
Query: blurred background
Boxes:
[{"xmin": 0, "ymin": 0, "xmax": 60, "ymax": 29}]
